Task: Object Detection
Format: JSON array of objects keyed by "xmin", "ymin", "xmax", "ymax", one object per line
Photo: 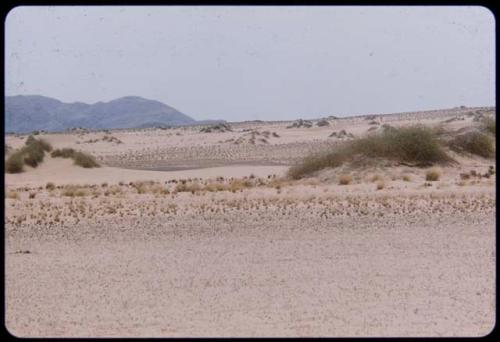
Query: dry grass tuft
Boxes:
[
  {"xmin": 45, "ymin": 182, "xmax": 56, "ymax": 190},
  {"xmin": 62, "ymin": 185, "xmax": 88, "ymax": 197},
  {"xmin": 376, "ymin": 181, "xmax": 385, "ymax": 190},
  {"xmin": 6, "ymin": 190, "xmax": 19, "ymax": 199},
  {"xmin": 425, "ymin": 167, "xmax": 442, "ymax": 181},
  {"xmin": 338, "ymin": 174, "xmax": 353, "ymax": 185}
]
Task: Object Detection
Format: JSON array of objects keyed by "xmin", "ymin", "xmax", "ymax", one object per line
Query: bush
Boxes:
[
  {"xmin": 21, "ymin": 143, "xmax": 45, "ymax": 167},
  {"xmin": 483, "ymin": 117, "xmax": 496, "ymax": 136},
  {"xmin": 51, "ymin": 148, "xmax": 100, "ymax": 168},
  {"xmin": 317, "ymin": 119, "xmax": 330, "ymax": 127},
  {"xmin": 288, "ymin": 125, "xmax": 452, "ymax": 179},
  {"xmin": 46, "ymin": 182, "xmax": 56, "ymax": 190},
  {"xmin": 449, "ymin": 131, "xmax": 494, "ymax": 158},
  {"xmin": 6, "ymin": 151, "xmax": 24, "ymax": 173},
  {"xmin": 51, "ymin": 148, "xmax": 76, "ymax": 158},
  {"xmin": 425, "ymin": 167, "xmax": 442, "ymax": 181},
  {"xmin": 73, "ymin": 152, "xmax": 100, "ymax": 168}
]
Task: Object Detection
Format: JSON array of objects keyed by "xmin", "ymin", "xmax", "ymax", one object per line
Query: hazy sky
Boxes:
[{"xmin": 5, "ymin": 6, "xmax": 495, "ymax": 121}]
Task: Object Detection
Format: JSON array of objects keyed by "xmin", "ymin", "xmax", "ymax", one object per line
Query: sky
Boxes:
[{"xmin": 5, "ymin": 6, "xmax": 495, "ymax": 121}]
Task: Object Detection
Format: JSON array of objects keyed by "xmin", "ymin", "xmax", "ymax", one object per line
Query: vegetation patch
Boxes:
[
  {"xmin": 449, "ymin": 131, "xmax": 494, "ymax": 158},
  {"xmin": 5, "ymin": 136, "xmax": 53, "ymax": 173},
  {"xmin": 51, "ymin": 148, "xmax": 100, "ymax": 168},
  {"xmin": 425, "ymin": 167, "xmax": 442, "ymax": 181},
  {"xmin": 289, "ymin": 125, "xmax": 452, "ymax": 179},
  {"xmin": 482, "ymin": 117, "xmax": 495, "ymax": 136}
]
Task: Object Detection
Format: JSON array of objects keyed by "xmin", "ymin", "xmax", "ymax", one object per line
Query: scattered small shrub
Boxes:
[
  {"xmin": 376, "ymin": 181, "xmax": 385, "ymax": 190},
  {"xmin": 29, "ymin": 192, "xmax": 36, "ymax": 199},
  {"xmin": 425, "ymin": 167, "xmax": 442, "ymax": 181},
  {"xmin": 6, "ymin": 190, "xmax": 19, "ymax": 199},
  {"xmin": 402, "ymin": 175, "xmax": 411, "ymax": 182},
  {"xmin": 46, "ymin": 182, "xmax": 56, "ymax": 190},
  {"xmin": 338, "ymin": 174, "xmax": 353, "ymax": 185},
  {"xmin": 460, "ymin": 173, "xmax": 471, "ymax": 180},
  {"xmin": 317, "ymin": 119, "xmax": 330, "ymax": 127}
]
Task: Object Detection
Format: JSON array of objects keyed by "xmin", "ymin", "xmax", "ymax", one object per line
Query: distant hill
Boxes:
[{"xmin": 5, "ymin": 95, "xmax": 198, "ymax": 133}]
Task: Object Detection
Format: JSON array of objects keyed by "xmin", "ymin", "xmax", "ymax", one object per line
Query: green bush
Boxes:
[
  {"xmin": 288, "ymin": 125, "xmax": 452, "ymax": 179},
  {"xmin": 449, "ymin": 131, "xmax": 495, "ymax": 158},
  {"xmin": 5, "ymin": 151, "xmax": 24, "ymax": 173}
]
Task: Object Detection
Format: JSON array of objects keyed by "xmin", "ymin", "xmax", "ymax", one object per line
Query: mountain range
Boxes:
[{"xmin": 5, "ymin": 95, "xmax": 221, "ymax": 133}]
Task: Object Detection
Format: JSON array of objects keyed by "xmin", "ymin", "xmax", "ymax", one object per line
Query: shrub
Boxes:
[
  {"xmin": 74, "ymin": 152, "xmax": 99, "ymax": 167},
  {"xmin": 425, "ymin": 167, "xmax": 442, "ymax": 181},
  {"xmin": 51, "ymin": 148, "xmax": 76, "ymax": 158},
  {"xmin": 37, "ymin": 139, "xmax": 53, "ymax": 152},
  {"xmin": 449, "ymin": 131, "xmax": 494, "ymax": 158},
  {"xmin": 288, "ymin": 125, "xmax": 451, "ymax": 179},
  {"xmin": 21, "ymin": 143, "xmax": 45, "ymax": 167},
  {"xmin": 52, "ymin": 148, "xmax": 100, "ymax": 168},
  {"xmin": 6, "ymin": 152, "xmax": 24, "ymax": 173},
  {"xmin": 46, "ymin": 182, "xmax": 56, "ymax": 190},
  {"xmin": 338, "ymin": 174, "xmax": 353, "ymax": 185},
  {"xmin": 402, "ymin": 175, "xmax": 411, "ymax": 182},
  {"xmin": 317, "ymin": 119, "xmax": 330, "ymax": 127},
  {"xmin": 483, "ymin": 117, "xmax": 496, "ymax": 136}
]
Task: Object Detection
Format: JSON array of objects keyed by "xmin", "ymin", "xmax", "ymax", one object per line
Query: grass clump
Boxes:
[
  {"xmin": 376, "ymin": 181, "xmax": 385, "ymax": 190},
  {"xmin": 62, "ymin": 185, "xmax": 87, "ymax": 197},
  {"xmin": 425, "ymin": 167, "xmax": 442, "ymax": 181},
  {"xmin": 6, "ymin": 190, "xmax": 19, "ymax": 199},
  {"xmin": 449, "ymin": 131, "xmax": 494, "ymax": 158},
  {"xmin": 289, "ymin": 125, "xmax": 451, "ymax": 179},
  {"xmin": 5, "ymin": 136, "xmax": 53, "ymax": 173},
  {"xmin": 338, "ymin": 174, "xmax": 353, "ymax": 185},
  {"xmin": 51, "ymin": 148, "xmax": 100, "ymax": 168}
]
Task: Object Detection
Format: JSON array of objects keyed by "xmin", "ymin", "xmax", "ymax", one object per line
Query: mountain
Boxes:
[{"xmin": 5, "ymin": 95, "xmax": 197, "ymax": 133}]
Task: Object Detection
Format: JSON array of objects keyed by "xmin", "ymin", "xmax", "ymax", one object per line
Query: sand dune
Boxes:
[{"xmin": 4, "ymin": 106, "xmax": 495, "ymax": 337}]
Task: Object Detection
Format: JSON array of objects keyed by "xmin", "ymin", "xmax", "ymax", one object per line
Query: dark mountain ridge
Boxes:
[{"xmin": 5, "ymin": 95, "xmax": 200, "ymax": 133}]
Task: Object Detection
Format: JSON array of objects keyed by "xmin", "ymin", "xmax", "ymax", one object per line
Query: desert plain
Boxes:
[{"xmin": 4, "ymin": 107, "xmax": 496, "ymax": 337}]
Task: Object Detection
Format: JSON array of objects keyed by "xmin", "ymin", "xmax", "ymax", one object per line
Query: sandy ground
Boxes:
[{"xmin": 4, "ymin": 106, "xmax": 496, "ymax": 337}]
